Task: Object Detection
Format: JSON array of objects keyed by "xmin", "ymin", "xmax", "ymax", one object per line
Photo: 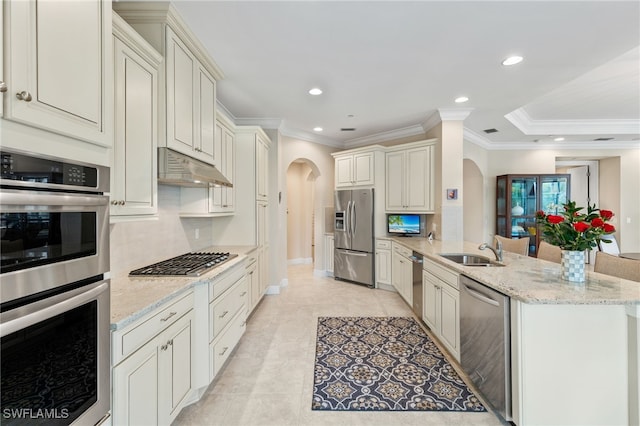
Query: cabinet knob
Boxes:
[
  {"xmin": 111, "ymin": 200, "xmax": 118, "ymax": 205},
  {"xmin": 0, "ymin": 82, "xmax": 7, "ymax": 93},
  {"xmin": 16, "ymin": 91, "xmax": 32, "ymax": 102},
  {"xmin": 194, "ymin": 147, "xmax": 202, "ymax": 153},
  {"xmin": 119, "ymin": 200, "xmax": 125, "ymax": 206},
  {"xmin": 219, "ymin": 346, "xmax": 229, "ymax": 356}
]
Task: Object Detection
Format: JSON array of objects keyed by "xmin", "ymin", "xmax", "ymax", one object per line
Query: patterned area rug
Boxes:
[{"xmin": 312, "ymin": 316, "xmax": 486, "ymax": 412}]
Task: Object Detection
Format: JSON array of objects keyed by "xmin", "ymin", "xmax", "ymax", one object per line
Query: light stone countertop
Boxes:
[
  {"xmin": 110, "ymin": 245, "xmax": 256, "ymax": 330},
  {"xmin": 391, "ymin": 237, "xmax": 640, "ymax": 305}
]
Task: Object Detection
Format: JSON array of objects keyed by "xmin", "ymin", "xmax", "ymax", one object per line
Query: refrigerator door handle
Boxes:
[
  {"xmin": 346, "ymin": 200, "xmax": 352, "ymax": 238},
  {"xmin": 337, "ymin": 249, "xmax": 369, "ymax": 257},
  {"xmin": 351, "ymin": 201, "xmax": 356, "ymax": 237}
]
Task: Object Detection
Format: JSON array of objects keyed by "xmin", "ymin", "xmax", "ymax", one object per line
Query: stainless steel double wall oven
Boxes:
[{"xmin": 0, "ymin": 149, "xmax": 111, "ymax": 425}]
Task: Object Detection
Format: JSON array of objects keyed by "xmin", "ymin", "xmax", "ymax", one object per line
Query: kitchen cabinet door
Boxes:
[
  {"xmin": 4, "ymin": 0, "xmax": 112, "ymax": 147},
  {"xmin": 439, "ymin": 283, "xmax": 460, "ymax": 359},
  {"xmin": 385, "ymin": 143, "xmax": 434, "ymax": 212},
  {"xmin": 325, "ymin": 235, "xmax": 335, "ymax": 276},
  {"xmin": 196, "ymin": 64, "xmax": 216, "ymax": 164},
  {"xmin": 335, "ymin": 152, "xmax": 374, "ymax": 188},
  {"xmin": 113, "ymin": 341, "xmax": 159, "ymax": 426},
  {"xmin": 211, "ymin": 118, "xmax": 235, "ymax": 214},
  {"xmin": 375, "ymin": 248, "xmax": 391, "ymax": 285},
  {"xmin": 385, "ymin": 152, "xmax": 404, "ymax": 210},
  {"xmin": 256, "ymin": 135, "xmax": 270, "ymax": 200},
  {"xmin": 111, "ymin": 22, "xmax": 160, "ymax": 220},
  {"xmin": 422, "ymin": 270, "xmax": 439, "ymax": 332}
]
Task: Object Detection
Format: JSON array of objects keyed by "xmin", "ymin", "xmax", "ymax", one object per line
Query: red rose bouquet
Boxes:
[{"xmin": 535, "ymin": 200, "xmax": 615, "ymax": 251}]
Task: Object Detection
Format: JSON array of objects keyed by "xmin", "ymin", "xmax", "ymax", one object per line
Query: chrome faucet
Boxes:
[{"xmin": 479, "ymin": 240, "xmax": 503, "ymax": 262}]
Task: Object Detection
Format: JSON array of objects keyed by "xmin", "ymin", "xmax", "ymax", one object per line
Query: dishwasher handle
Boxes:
[{"xmin": 462, "ymin": 283, "xmax": 500, "ymax": 307}]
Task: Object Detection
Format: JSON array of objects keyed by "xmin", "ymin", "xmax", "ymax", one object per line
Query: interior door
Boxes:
[{"xmin": 568, "ymin": 166, "xmax": 593, "ymax": 262}]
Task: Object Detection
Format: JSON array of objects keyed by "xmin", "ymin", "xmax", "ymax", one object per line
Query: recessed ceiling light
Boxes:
[
  {"xmin": 554, "ymin": 137, "xmax": 565, "ymax": 142},
  {"xmin": 455, "ymin": 96, "xmax": 469, "ymax": 103},
  {"xmin": 502, "ymin": 56, "xmax": 523, "ymax": 66},
  {"xmin": 313, "ymin": 127, "xmax": 323, "ymax": 132},
  {"xmin": 308, "ymin": 88, "xmax": 322, "ymax": 95}
]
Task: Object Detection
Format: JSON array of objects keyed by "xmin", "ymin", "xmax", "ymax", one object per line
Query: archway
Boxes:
[{"xmin": 286, "ymin": 159, "xmax": 320, "ymax": 265}]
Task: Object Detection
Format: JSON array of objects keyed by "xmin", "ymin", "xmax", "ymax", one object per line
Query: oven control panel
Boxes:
[{"xmin": 1, "ymin": 151, "xmax": 100, "ymax": 189}]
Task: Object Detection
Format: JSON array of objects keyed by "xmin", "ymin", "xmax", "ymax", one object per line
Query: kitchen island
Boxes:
[{"xmin": 391, "ymin": 237, "xmax": 640, "ymax": 426}]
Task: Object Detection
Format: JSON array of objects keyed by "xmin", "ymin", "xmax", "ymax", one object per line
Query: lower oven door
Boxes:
[{"xmin": 1, "ymin": 278, "xmax": 110, "ymax": 425}]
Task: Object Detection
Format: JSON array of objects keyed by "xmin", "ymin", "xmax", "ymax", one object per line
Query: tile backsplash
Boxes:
[{"xmin": 109, "ymin": 185, "xmax": 215, "ymax": 276}]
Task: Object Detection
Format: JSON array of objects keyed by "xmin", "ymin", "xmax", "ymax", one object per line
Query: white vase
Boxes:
[
  {"xmin": 512, "ymin": 202, "xmax": 524, "ymax": 216},
  {"xmin": 560, "ymin": 250, "xmax": 586, "ymax": 283}
]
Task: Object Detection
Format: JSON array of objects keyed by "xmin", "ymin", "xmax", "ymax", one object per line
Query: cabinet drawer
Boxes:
[
  {"xmin": 424, "ymin": 259, "xmax": 459, "ymax": 289},
  {"xmin": 376, "ymin": 239, "xmax": 391, "ymax": 250},
  {"xmin": 210, "ymin": 309, "xmax": 246, "ymax": 380},
  {"xmin": 392, "ymin": 242, "xmax": 412, "ymax": 258},
  {"xmin": 245, "ymin": 250, "xmax": 258, "ymax": 267},
  {"xmin": 209, "ymin": 276, "xmax": 247, "ymax": 341},
  {"xmin": 209, "ymin": 261, "xmax": 245, "ymax": 302},
  {"xmin": 115, "ymin": 291, "xmax": 194, "ymax": 362}
]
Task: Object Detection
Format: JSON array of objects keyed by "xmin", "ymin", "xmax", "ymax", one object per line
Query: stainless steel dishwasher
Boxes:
[
  {"xmin": 410, "ymin": 252, "xmax": 423, "ymax": 317},
  {"xmin": 459, "ymin": 275, "xmax": 511, "ymax": 421}
]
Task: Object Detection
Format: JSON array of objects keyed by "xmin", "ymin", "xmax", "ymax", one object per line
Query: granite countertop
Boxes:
[
  {"xmin": 110, "ymin": 245, "xmax": 256, "ymax": 330},
  {"xmin": 391, "ymin": 237, "xmax": 640, "ymax": 305}
]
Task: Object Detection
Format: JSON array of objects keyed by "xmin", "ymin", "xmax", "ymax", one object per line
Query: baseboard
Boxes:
[
  {"xmin": 266, "ymin": 285, "xmax": 280, "ymax": 295},
  {"xmin": 280, "ymin": 278, "xmax": 289, "ymax": 288},
  {"xmin": 377, "ymin": 283, "xmax": 396, "ymax": 292},
  {"xmin": 313, "ymin": 269, "xmax": 325, "ymax": 277},
  {"xmin": 287, "ymin": 257, "xmax": 313, "ymax": 265}
]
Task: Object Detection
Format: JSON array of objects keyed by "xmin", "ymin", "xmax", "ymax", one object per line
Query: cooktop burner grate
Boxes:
[{"xmin": 129, "ymin": 252, "xmax": 238, "ymax": 277}]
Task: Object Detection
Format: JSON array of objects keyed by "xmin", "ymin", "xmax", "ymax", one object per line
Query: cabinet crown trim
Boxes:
[
  {"xmin": 331, "ymin": 145, "xmax": 386, "ymax": 158},
  {"xmin": 384, "ymin": 138, "xmax": 438, "ymax": 152},
  {"xmin": 113, "ymin": 13, "xmax": 163, "ymax": 66},
  {"xmin": 113, "ymin": 1, "xmax": 224, "ymax": 81}
]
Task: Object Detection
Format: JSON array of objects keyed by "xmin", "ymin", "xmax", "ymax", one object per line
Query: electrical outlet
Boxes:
[{"xmin": 195, "ymin": 228, "xmax": 200, "ymax": 239}]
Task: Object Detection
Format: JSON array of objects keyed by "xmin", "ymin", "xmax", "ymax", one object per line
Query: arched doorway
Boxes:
[{"xmin": 286, "ymin": 159, "xmax": 320, "ymax": 265}]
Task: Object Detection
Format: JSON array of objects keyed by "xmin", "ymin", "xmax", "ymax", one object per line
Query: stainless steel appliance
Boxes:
[
  {"xmin": 410, "ymin": 251, "xmax": 423, "ymax": 316},
  {"xmin": 130, "ymin": 252, "xmax": 238, "ymax": 277},
  {"xmin": 459, "ymin": 275, "xmax": 511, "ymax": 421},
  {"xmin": 1, "ymin": 149, "xmax": 111, "ymax": 425},
  {"xmin": 158, "ymin": 147, "xmax": 232, "ymax": 188},
  {"xmin": 334, "ymin": 188, "xmax": 374, "ymax": 287}
]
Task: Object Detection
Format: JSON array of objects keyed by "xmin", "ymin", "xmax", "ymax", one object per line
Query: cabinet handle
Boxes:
[
  {"xmin": 119, "ymin": 200, "xmax": 125, "ymax": 206},
  {"xmin": 168, "ymin": 339, "xmax": 174, "ymax": 346},
  {"xmin": 161, "ymin": 344, "xmax": 168, "ymax": 351},
  {"xmin": 0, "ymin": 81, "xmax": 7, "ymax": 93},
  {"xmin": 240, "ymin": 291, "xmax": 247, "ymax": 297},
  {"xmin": 16, "ymin": 91, "xmax": 32, "ymax": 102},
  {"xmin": 222, "ymin": 205, "xmax": 228, "ymax": 208},
  {"xmin": 219, "ymin": 310, "xmax": 229, "ymax": 319},
  {"xmin": 194, "ymin": 147, "xmax": 202, "ymax": 152},
  {"xmin": 219, "ymin": 346, "xmax": 229, "ymax": 356},
  {"xmin": 160, "ymin": 311, "xmax": 177, "ymax": 322},
  {"xmin": 110, "ymin": 200, "xmax": 118, "ymax": 205}
]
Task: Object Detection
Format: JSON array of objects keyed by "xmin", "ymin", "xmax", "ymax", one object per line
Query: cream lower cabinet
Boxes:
[
  {"xmin": 422, "ymin": 259, "xmax": 460, "ymax": 360},
  {"xmin": 246, "ymin": 251, "xmax": 261, "ymax": 313},
  {"xmin": 375, "ymin": 239, "xmax": 392, "ymax": 286},
  {"xmin": 3, "ymin": 0, "xmax": 112, "ymax": 147},
  {"xmin": 208, "ymin": 264, "xmax": 248, "ymax": 381},
  {"xmin": 111, "ymin": 14, "xmax": 161, "ymax": 220},
  {"xmin": 112, "ymin": 291, "xmax": 194, "ymax": 425},
  {"xmin": 325, "ymin": 234, "xmax": 335, "ymax": 276},
  {"xmin": 391, "ymin": 242, "xmax": 413, "ymax": 305}
]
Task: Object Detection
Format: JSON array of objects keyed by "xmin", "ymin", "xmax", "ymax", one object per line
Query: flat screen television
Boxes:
[{"xmin": 387, "ymin": 214, "xmax": 421, "ymax": 236}]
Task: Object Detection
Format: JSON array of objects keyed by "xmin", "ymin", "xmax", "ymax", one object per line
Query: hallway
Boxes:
[{"xmin": 174, "ymin": 265, "xmax": 504, "ymax": 426}]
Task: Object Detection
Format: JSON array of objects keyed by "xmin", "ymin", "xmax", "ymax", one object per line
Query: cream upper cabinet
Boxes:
[
  {"xmin": 211, "ymin": 116, "xmax": 235, "ymax": 214},
  {"xmin": 256, "ymin": 134, "xmax": 270, "ymax": 200},
  {"xmin": 111, "ymin": 14, "xmax": 162, "ymax": 221},
  {"xmin": 385, "ymin": 141, "xmax": 435, "ymax": 212},
  {"xmin": 165, "ymin": 27, "xmax": 216, "ymax": 165},
  {"xmin": 113, "ymin": 2, "xmax": 224, "ymax": 167},
  {"xmin": 334, "ymin": 151, "xmax": 374, "ymax": 187},
  {"xmin": 3, "ymin": 0, "xmax": 112, "ymax": 147}
]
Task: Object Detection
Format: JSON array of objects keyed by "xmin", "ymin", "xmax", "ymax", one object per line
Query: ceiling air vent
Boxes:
[
  {"xmin": 341, "ymin": 128, "xmax": 356, "ymax": 131},
  {"xmin": 483, "ymin": 128, "xmax": 498, "ymax": 134},
  {"xmin": 594, "ymin": 137, "xmax": 614, "ymax": 141}
]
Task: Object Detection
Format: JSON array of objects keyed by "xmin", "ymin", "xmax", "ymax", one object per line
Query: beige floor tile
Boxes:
[{"xmin": 173, "ymin": 264, "xmax": 506, "ymax": 426}]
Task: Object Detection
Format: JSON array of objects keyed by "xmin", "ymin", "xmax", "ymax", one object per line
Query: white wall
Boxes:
[
  {"xmin": 463, "ymin": 159, "xmax": 485, "ymax": 244},
  {"xmin": 109, "ymin": 185, "xmax": 216, "ymax": 276}
]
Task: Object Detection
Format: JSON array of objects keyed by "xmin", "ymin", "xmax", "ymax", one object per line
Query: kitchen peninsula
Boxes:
[{"xmin": 393, "ymin": 236, "xmax": 640, "ymax": 426}]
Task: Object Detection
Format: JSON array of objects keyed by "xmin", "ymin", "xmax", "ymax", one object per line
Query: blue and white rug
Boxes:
[{"xmin": 312, "ymin": 316, "xmax": 486, "ymax": 412}]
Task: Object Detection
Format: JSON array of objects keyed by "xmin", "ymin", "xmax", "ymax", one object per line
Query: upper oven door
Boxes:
[{"xmin": 0, "ymin": 188, "xmax": 109, "ymax": 303}]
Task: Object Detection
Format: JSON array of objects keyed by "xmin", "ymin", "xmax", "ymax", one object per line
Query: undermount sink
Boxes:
[{"xmin": 439, "ymin": 253, "xmax": 505, "ymax": 267}]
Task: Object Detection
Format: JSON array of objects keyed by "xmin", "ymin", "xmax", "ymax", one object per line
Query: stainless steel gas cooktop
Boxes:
[{"xmin": 129, "ymin": 252, "xmax": 238, "ymax": 277}]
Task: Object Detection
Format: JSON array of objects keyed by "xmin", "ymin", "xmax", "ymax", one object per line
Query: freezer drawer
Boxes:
[{"xmin": 334, "ymin": 249, "xmax": 374, "ymax": 287}]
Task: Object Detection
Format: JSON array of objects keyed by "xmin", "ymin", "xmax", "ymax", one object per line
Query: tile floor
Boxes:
[{"xmin": 173, "ymin": 264, "xmax": 506, "ymax": 426}]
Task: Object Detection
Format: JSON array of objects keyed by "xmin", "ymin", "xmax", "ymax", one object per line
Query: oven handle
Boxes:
[
  {"xmin": 0, "ymin": 280, "xmax": 110, "ymax": 337},
  {"xmin": 0, "ymin": 191, "xmax": 108, "ymax": 207}
]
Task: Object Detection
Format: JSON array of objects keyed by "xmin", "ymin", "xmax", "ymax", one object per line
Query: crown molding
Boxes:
[
  {"xmin": 421, "ymin": 111, "xmax": 441, "ymax": 134},
  {"xmin": 234, "ymin": 117, "xmax": 282, "ymax": 129},
  {"xmin": 438, "ymin": 108, "xmax": 474, "ymax": 121},
  {"xmin": 463, "ymin": 128, "xmax": 494, "ymax": 149},
  {"xmin": 342, "ymin": 124, "xmax": 426, "ymax": 149},
  {"xmin": 505, "ymin": 107, "xmax": 640, "ymax": 135},
  {"xmin": 278, "ymin": 124, "xmax": 344, "ymax": 148}
]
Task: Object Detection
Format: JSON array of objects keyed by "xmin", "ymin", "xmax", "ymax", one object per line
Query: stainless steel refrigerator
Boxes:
[{"xmin": 334, "ymin": 188, "xmax": 374, "ymax": 287}]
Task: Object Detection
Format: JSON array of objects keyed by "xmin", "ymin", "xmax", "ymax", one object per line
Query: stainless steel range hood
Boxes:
[{"xmin": 158, "ymin": 147, "xmax": 232, "ymax": 188}]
